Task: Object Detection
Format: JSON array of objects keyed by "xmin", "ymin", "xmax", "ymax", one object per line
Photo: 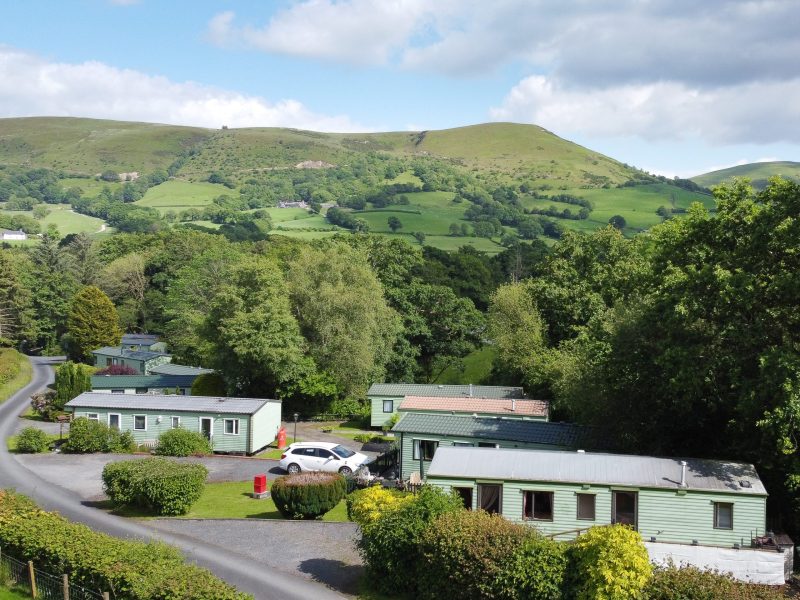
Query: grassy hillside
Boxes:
[
  {"xmin": 0, "ymin": 117, "xmax": 210, "ymax": 174},
  {"xmin": 692, "ymin": 161, "xmax": 800, "ymax": 190}
]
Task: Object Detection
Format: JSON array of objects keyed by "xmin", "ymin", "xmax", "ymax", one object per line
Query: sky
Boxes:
[{"xmin": 0, "ymin": 0, "xmax": 798, "ymax": 178}]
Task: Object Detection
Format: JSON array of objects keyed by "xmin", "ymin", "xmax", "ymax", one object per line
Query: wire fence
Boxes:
[{"xmin": 0, "ymin": 549, "xmax": 105, "ymax": 600}]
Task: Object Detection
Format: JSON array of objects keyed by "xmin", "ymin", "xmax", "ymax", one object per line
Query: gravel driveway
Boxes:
[{"xmin": 149, "ymin": 519, "xmax": 363, "ymax": 597}]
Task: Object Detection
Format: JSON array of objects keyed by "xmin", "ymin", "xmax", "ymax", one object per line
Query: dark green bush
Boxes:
[
  {"xmin": 0, "ymin": 490, "xmax": 250, "ymax": 599},
  {"xmin": 357, "ymin": 485, "xmax": 464, "ymax": 596},
  {"xmin": 102, "ymin": 458, "xmax": 208, "ymax": 516},
  {"xmin": 64, "ymin": 417, "xmax": 136, "ymax": 453},
  {"xmin": 15, "ymin": 427, "xmax": 51, "ymax": 453},
  {"xmin": 497, "ymin": 535, "xmax": 568, "ymax": 600},
  {"xmin": 155, "ymin": 428, "xmax": 212, "ymax": 457},
  {"xmin": 190, "ymin": 372, "xmax": 226, "ymax": 396},
  {"xmin": 271, "ymin": 472, "xmax": 346, "ymax": 519},
  {"xmin": 646, "ymin": 563, "xmax": 784, "ymax": 600},
  {"xmin": 419, "ymin": 509, "xmax": 539, "ymax": 600}
]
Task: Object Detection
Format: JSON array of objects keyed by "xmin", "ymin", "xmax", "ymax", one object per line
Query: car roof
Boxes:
[{"xmin": 288, "ymin": 441, "xmax": 341, "ymax": 449}]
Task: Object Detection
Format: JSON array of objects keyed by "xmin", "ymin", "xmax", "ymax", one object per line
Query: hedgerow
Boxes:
[
  {"xmin": 154, "ymin": 428, "xmax": 212, "ymax": 457},
  {"xmin": 645, "ymin": 563, "xmax": 784, "ymax": 600},
  {"xmin": 271, "ymin": 472, "xmax": 346, "ymax": 519},
  {"xmin": 102, "ymin": 458, "xmax": 208, "ymax": 516},
  {"xmin": 0, "ymin": 490, "xmax": 251, "ymax": 599}
]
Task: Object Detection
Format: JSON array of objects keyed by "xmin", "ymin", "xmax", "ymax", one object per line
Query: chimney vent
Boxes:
[
  {"xmin": 469, "ymin": 383, "xmax": 473, "ymax": 397},
  {"xmin": 680, "ymin": 461, "xmax": 687, "ymax": 487},
  {"xmin": 511, "ymin": 398, "xmax": 516, "ymax": 412}
]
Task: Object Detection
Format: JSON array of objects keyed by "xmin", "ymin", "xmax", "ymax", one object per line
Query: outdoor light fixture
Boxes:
[{"xmin": 293, "ymin": 412, "xmax": 299, "ymax": 444}]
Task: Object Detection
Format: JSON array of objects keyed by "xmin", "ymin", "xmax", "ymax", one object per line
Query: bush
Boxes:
[
  {"xmin": 155, "ymin": 428, "xmax": 212, "ymax": 457},
  {"xmin": 64, "ymin": 417, "xmax": 136, "ymax": 453},
  {"xmin": 646, "ymin": 563, "xmax": 784, "ymax": 600},
  {"xmin": 357, "ymin": 485, "xmax": 464, "ymax": 596},
  {"xmin": 346, "ymin": 486, "xmax": 412, "ymax": 526},
  {"xmin": 190, "ymin": 372, "xmax": 226, "ymax": 396},
  {"xmin": 497, "ymin": 535, "xmax": 568, "ymax": 600},
  {"xmin": 419, "ymin": 509, "xmax": 537, "ymax": 600},
  {"xmin": 569, "ymin": 525, "xmax": 652, "ymax": 600},
  {"xmin": 94, "ymin": 364, "xmax": 138, "ymax": 375},
  {"xmin": 0, "ymin": 490, "xmax": 250, "ymax": 599},
  {"xmin": 353, "ymin": 433, "xmax": 372, "ymax": 443},
  {"xmin": 30, "ymin": 389, "xmax": 60, "ymax": 421},
  {"xmin": 271, "ymin": 472, "xmax": 346, "ymax": 519},
  {"xmin": 102, "ymin": 458, "xmax": 208, "ymax": 516},
  {"xmin": 15, "ymin": 427, "xmax": 50, "ymax": 453}
]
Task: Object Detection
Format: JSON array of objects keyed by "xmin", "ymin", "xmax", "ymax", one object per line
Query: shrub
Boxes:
[
  {"xmin": 155, "ymin": 428, "xmax": 212, "ymax": 457},
  {"xmin": 419, "ymin": 509, "xmax": 537, "ymax": 600},
  {"xmin": 94, "ymin": 364, "xmax": 138, "ymax": 375},
  {"xmin": 646, "ymin": 563, "xmax": 784, "ymax": 600},
  {"xmin": 102, "ymin": 458, "xmax": 208, "ymax": 516},
  {"xmin": 64, "ymin": 417, "xmax": 136, "ymax": 453},
  {"xmin": 190, "ymin": 372, "xmax": 226, "ymax": 396},
  {"xmin": 0, "ymin": 490, "xmax": 250, "ymax": 599},
  {"xmin": 54, "ymin": 361, "xmax": 93, "ymax": 408},
  {"xmin": 353, "ymin": 433, "xmax": 372, "ymax": 443},
  {"xmin": 357, "ymin": 485, "xmax": 464, "ymax": 596},
  {"xmin": 30, "ymin": 389, "xmax": 60, "ymax": 421},
  {"xmin": 15, "ymin": 427, "xmax": 50, "ymax": 453},
  {"xmin": 346, "ymin": 486, "xmax": 412, "ymax": 526},
  {"xmin": 569, "ymin": 525, "xmax": 652, "ymax": 600},
  {"xmin": 271, "ymin": 472, "xmax": 346, "ymax": 519},
  {"xmin": 497, "ymin": 535, "xmax": 568, "ymax": 600}
]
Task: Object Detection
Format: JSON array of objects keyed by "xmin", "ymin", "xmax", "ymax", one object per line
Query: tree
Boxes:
[
  {"xmin": 448, "ymin": 223, "xmax": 461, "ymax": 237},
  {"xmin": 287, "ymin": 244, "xmax": 400, "ymax": 395},
  {"xmin": 54, "ymin": 361, "xmax": 93, "ymax": 409},
  {"xmin": 387, "ymin": 216, "xmax": 403, "ymax": 232},
  {"xmin": 30, "ymin": 227, "xmax": 77, "ymax": 351},
  {"xmin": 0, "ymin": 250, "xmax": 36, "ymax": 346},
  {"xmin": 101, "ymin": 253, "xmax": 148, "ymax": 329},
  {"xmin": 66, "ymin": 286, "xmax": 122, "ymax": 362},
  {"xmin": 413, "ymin": 231, "xmax": 426, "ymax": 245},
  {"xmin": 100, "ymin": 170, "xmax": 118, "ymax": 182},
  {"xmin": 65, "ymin": 233, "xmax": 100, "ymax": 286},
  {"xmin": 608, "ymin": 214, "xmax": 626, "ymax": 229}
]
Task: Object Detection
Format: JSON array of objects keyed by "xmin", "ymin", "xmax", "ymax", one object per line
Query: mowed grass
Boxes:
[
  {"xmin": 0, "ymin": 205, "xmax": 107, "ymax": 239},
  {"xmin": 179, "ymin": 481, "xmax": 349, "ymax": 521},
  {"xmin": 136, "ymin": 180, "xmax": 234, "ymax": 213}
]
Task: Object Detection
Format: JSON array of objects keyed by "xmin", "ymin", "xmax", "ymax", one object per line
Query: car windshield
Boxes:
[{"xmin": 332, "ymin": 445, "xmax": 355, "ymax": 458}]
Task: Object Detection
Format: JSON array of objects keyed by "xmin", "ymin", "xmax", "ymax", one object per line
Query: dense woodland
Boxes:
[{"xmin": 1, "ymin": 170, "xmax": 798, "ymax": 538}]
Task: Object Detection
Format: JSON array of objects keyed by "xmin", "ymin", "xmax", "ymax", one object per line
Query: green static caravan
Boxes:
[
  {"xmin": 120, "ymin": 333, "xmax": 166, "ymax": 353},
  {"xmin": 392, "ymin": 412, "xmax": 584, "ymax": 479},
  {"xmin": 367, "ymin": 383, "xmax": 526, "ymax": 428},
  {"xmin": 66, "ymin": 392, "xmax": 282, "ymax": 455},
  {"xmin": 426, "ymin": 447, "xmax": 768, "ymax": 548},
  {"xmin": 91, "ymin": 346, "xmax": 172, "ymax": 375},
  {"xmin": 90, "ymin": 374, "xmax": 198, "ymax": 395}
]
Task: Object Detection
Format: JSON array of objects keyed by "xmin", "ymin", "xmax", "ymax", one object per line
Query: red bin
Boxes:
[{"xmin": 254, "ymin": 474, "xmax": 267, "ymax": 495}]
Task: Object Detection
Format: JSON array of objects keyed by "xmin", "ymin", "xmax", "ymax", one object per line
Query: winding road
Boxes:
[{"xmin": 0, "ymin": 357, "xmax": 346, "ymax": 600}]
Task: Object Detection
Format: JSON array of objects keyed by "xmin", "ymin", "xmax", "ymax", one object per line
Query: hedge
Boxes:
[
  {"xmin": 154, "ymin": 428, "xmax": 212, "ymax": 457},
  {"xmin": 646, "ymin": 563, "xmax": 784, "ymax": 600},
  {"xmin": 271, "ymin": 472, "xmax": 346, "ymax": 519},
  {"xmin": 102, "ymin": 458, "xmax": 208, "ymax": 516},
  {"xmin": 64, "ymin": 417, "xmax": 136, "ymax": 453},
  {"xmin": 0, "ymin": 490, "xmax": 251, "ymax": 599},
  {"xmin": 346, "ymin": 486, "xmax": 412, "ymax": 526}
]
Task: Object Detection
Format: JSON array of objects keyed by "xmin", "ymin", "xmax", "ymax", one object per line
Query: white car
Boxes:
[{"xmin": 278, "ymin": 442, "xmax": 370, "ymax": 475}]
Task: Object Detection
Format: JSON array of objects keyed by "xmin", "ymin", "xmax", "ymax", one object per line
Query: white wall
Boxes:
[{"xmin": 645, "ymin": 541, "xmax": 787, "ymax": 585}]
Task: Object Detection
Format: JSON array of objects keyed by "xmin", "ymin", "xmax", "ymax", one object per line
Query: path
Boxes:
[{"xmin": 0, "ymin": 357, "xmax": 347, "ymax": 600}]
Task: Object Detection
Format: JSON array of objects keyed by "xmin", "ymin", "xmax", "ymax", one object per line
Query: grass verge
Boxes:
[
  {"xmin": 255, "ymin": 438, "xmax": 296, "ymax": 459},
  {"xmin": 0, "ymin": 586, "xmax": 31, "ymax": 600},
  {"xmin": 0, "ymin": 349, "xmax": 32, "ymax": 404}
]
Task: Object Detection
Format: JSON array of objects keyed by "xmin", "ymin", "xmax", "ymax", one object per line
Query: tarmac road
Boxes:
[{"xmin": 0, "ymin": 356, "xmax": 347, "ymax": 600}]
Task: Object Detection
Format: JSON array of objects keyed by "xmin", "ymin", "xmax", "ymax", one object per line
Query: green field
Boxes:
[
  {"xmin": 691, "ymin": 160, "xmax": 800, "ymax": 190},
  {"xmin": 60, "ymin": 177, "xmax": 123, "ymax": 197},
  {"xmin": 135, "ymin": 180, "xmax": 233, "ymax": 213},
  {"xmin": 0, "ymin": 204, "xmax": 108, "ymax": 239}
]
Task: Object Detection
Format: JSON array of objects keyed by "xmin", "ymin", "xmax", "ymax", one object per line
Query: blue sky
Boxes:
[{"xmin": 1, "ymin": 0, "xmax": 798, "ymax": 177}]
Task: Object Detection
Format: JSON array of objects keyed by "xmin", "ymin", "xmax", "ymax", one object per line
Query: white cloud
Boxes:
[
  {"xmin": 490, "ymin": 75, "xmax": 800, "ymax": 145},
  {"xmin": 207, "ymin": 0, "xmax": 432, "ymax": 65},
  {"xmin": 0, "ymin": 47, "xmax": 365, "ymax": 131}
]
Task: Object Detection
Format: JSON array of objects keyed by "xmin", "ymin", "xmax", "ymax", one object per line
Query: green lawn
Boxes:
[
  {"xmin": 0, "ymin": 349, "xmax": 32, "ymax": 403},
  {"xmin": 0, "ymin": 205, "xmax": 108, "ymax": 239},
  {"xmin": 0, "ymin": 586, "xmax": 30, "ymax": 600},
  {"xmin": 179, "ymin": 481, "xmax": 348, "ymax": 521},
  {"xmin": 135, "ymin": 180, "xmax": 234, "ymax": 213},
  {"xmin": 255, "ymin": 438, "xmax": 297, "ymax": 459}
]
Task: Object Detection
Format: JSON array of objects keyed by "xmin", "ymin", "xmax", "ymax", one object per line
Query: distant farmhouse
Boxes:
[
  {"xmin": 277, "ymin": 201, "xmax": 309, "ymax": 209},
  {"xmin": 67, "ymin": 392, "xmax": 282, "ymax": 455},
  {"xmin": 0, "ymin": 229, "xmax": 27, "ymax": 241}
]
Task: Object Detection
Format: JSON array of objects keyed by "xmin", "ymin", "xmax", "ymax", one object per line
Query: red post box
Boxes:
[
  {"xmin": 254, "ymin": 474, "xmax": 267, "ymax": 495},
  {"xmin": 277, "ymin": 426, "xmax": 287, "ymax": 450}
]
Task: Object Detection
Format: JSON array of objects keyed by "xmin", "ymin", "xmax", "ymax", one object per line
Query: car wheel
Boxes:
[
  {"xmin": 287, "ymin": 463, "xmax": 301, "ymax": 474},
  {"xmin": 338, "ymin": 466, "xmax": 352, "ymax": 475}
]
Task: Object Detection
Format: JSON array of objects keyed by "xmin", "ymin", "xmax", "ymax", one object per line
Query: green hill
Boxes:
[
  {"xmin": 691, "ymin": 161, "xmax": 800, "ymax": 190},
  {"xmin": 0, "ymin": 117, "xmax": 717, "ymax": 248}
]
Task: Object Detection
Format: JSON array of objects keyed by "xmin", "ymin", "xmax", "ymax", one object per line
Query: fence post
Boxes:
[
  {"xmin": 63, "ymin": 573, "xmax": 70, "ymax": 600},
  {"xmin": 28, "ymin": 561, "xmax": 38, "ymax": 599},
  {"xmin": 103, "ymin": 592, "xmax": 110, "ymax": 600}
]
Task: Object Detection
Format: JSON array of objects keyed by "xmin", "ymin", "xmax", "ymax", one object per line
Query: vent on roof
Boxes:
[{"xmin": 740, "ymin": 480, "xmax": 752, "ymax": 488}]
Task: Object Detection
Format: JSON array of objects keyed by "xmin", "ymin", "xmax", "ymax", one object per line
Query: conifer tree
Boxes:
[{"xmin": 66, "ymin": 286, "xmax": 122, "ymax": 362}]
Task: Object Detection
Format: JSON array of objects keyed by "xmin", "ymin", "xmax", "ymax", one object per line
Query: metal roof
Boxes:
[
  {"xmin": 400, "ymin": 396, "xmax": 548, "ymax": 418},
  {"xmin": 66, "ymin": 392, "xmax": 278, "ymax": 415},
  {"xmin": 121, "ymin": 334, "xmax": 160, "ymax": 344},
  {"xmin": 368, "ymin": 383, "xmax": 525, "ymax": 399},
  {"xmin": 149, "ymin": 364, "xmax": 214, "ymax": 376},
  {"xmin": 427, "ymin": 447, "xmax": 767, "ymax": 495},
  {"xmin": 90, "ymin": 374, "xmax": 198, "ymax": 389},
  {"xmin": 90, "ymin": 347, "xmax": 171, "ymax": 360},
  {"xmin": 392, "ymin": 412, "xmax": 583, "ymax": 447}
]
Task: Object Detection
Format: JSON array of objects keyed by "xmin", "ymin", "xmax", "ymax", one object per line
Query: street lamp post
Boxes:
[{"xmin": 293, "ymin": 412, "xmax": 299, "ymax": 444}]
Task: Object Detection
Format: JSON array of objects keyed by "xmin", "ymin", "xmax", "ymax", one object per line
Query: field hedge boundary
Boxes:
[{"xmin": 0, "ymin": 490, "xmax": 251, "ymax": 599}]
